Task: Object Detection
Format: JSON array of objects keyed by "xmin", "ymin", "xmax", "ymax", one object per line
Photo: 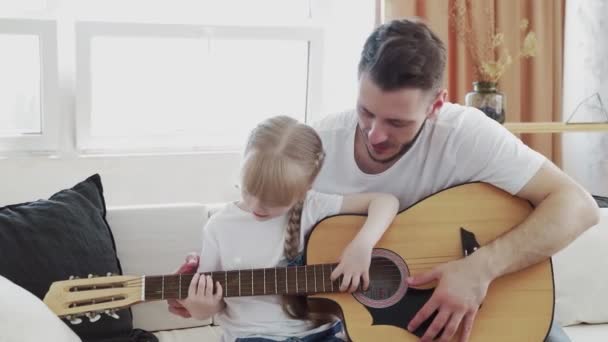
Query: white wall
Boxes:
[
  {"xmin": 0, "ymin": 153, "xmax": 242, "ymax": 207},
  {"xmin": 562, "ymin": 0, "xmax": 608, "ymax": 196}
]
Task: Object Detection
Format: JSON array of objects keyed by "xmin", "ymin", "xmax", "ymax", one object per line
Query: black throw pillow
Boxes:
[{"xmin": 0, "ymin": 174, "xmax": 134, "ymax": 341}]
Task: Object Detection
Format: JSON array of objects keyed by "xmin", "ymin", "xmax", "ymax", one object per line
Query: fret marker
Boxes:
[
  {"xmin": 322, "ymin": 265, "xmax": 325, "ymax": 292},
  {"xmin": 285, "ymin": 267, "xmax": 288, "ymax": 294},
  {"xmin": 178, "ymin": 274, "xmax": 182, "ymax": 299},
  {"xmin": 314, "ymin": 266, "xmax": 317, "ymax": 292},
  {"xmin": 239, "ymin": 270, "xmax": 241, "ymax": 297},
  {"xmin": 161, "ymin": 275, "xmax": 165, "ymax": 300},
  {"xmin": 274, "ymin": 268, "xmax": 278, "ymax": 294},
  {"xmin": 305, "ymin": 265, "xmax": 308, "ymax": 292},
  {"xmin": 225, "ymin": 272, "xmax": 228, "ymax": 297},
  {"xmin": 263, "ymin": 269, "xmax": 266, "ymax": 294},
  {"xmin": 251, "ymin": 269, "xmax": 254, "ymax": 296},
  {"xmin": 141, "ymin": 276, "xmax": 146, "ymax": 301},
  {"xmin": 295, "ymin": 266, "xmax": 298, "ymax": 293},
  {"xmin": 330, "ymin": 266, "xmax": 334, "ymax": 292}
]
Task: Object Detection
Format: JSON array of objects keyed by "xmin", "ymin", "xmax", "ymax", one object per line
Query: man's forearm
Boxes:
[{"xmin": 470, "ymin": 184, "xmax": 599, "ymax": 280}]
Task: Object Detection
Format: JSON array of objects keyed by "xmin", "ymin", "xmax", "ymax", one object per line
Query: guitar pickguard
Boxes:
[{"xmin": 364, "ymin": 287, "xmax": 437, "ymax": 338}]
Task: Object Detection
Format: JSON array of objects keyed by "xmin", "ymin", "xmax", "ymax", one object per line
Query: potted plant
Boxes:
[{"xmin": 450, "ymin": 0, "xmax": 536, "ymax": 123}]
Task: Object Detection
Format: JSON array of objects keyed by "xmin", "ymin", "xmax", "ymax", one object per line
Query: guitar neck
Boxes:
[{"xmin": 144, "ymin": 263, "xmax": 342, "ymax": 300}]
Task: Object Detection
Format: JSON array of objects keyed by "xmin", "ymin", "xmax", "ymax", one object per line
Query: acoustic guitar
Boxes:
[{"xmin": 43, "ymin": 183, "xmax": 554, "ymax": 341}]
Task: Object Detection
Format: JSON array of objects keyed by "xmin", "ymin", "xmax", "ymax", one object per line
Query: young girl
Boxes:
[{"xmin": 178, "ymin": 116, "xmax": 399, "ymax": 341}]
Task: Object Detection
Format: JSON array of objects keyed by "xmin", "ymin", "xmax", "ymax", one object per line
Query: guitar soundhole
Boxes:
[{"xmin": 353, "ymin": 249, "xmax": 409, "ymax": 309}]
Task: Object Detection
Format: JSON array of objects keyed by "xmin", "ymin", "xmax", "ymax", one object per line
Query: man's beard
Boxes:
[{"xmin": 359, "ymin": 120, "xmax": 426, "ymax": 164}]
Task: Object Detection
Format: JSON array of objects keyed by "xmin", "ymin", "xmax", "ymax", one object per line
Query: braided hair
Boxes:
[{"xmin": 241, "ymin": 116, "xmax": 328, "ymax": 322}]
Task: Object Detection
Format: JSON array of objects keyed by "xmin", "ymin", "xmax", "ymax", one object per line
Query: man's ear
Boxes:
[{"xmin": 427, "ymin": 89, "xmax": 447, "ymax": 119}]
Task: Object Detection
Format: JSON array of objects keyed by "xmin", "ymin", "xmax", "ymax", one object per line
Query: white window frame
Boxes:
[
  {"xmin": 75, "ymin": 22, "xmax": 323, "ymax": 154},
  {"xmin": 0, "ymin": 19, "xmax": 59, "ymax": 153}
]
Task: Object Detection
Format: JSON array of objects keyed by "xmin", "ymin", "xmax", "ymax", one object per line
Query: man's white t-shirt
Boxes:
[
  {"xmin": 199, "ymin": 191, "xmax": 343, "ymax": 341},
  {"xmin": 312, "ymin": 103, "xmax": 546, "ymax": 210}
]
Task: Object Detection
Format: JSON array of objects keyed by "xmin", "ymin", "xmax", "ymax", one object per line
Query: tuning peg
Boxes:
[
  {"xmin": 69, "ymin": 275, "xmax": 74, "ymax": 280},
  {"xmin": 87, "ymin": 274, "xmax": 94, "ymax": 278},
  {"xmin": 66, "ymin": 315, "xmax": 82, "ymax": 325},
  {"xmin": 106, "ymin": 272, "xmax": 114, "ymax": 277},
  {"xmin": 86, "ymin": 312, "xmax": 101, "ymax": 322},
  {"xmin": 105, "ymin": 309, "xmax": 120, "ymax": 319}
]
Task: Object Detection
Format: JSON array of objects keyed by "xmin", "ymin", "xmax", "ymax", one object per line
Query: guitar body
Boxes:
[{"xmin": 305, "ymin": 183, "xmax": 554, "ymax": 341}]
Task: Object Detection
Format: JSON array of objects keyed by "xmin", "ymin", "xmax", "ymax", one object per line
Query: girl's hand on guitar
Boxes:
[
  {"xmin": 330, "ymin": 239, "xmax": 373, "ymax": 293},
  {"xmin": 406, "ymin": 258, "xmax": 492, "ymax": 342},
  {"xmin": 168, "ymin": 253, "xmax": 200, "ymax": 318},
  {"xmin": 177, "ymin": 273, "xmax": 225, "ymax": 321}
]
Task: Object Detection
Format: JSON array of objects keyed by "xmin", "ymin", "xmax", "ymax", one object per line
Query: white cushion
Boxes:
[
  {"xmin": 553, "ymin": 208, "xmax": 608, "ymax": 326},
  {"xmin": 155, "ymin": 326, "xmax": 223, "ymax": 342},
  {"xmin": 563, "ymin": 324, "xmax": 608, "ymax": 342},
  {"xmin": 0, "ymin": 276, "xmax": 81, "ymax": 342},
  {"xmin": 107, "ymin": 203, "xmax": 211, "ymax": 331}
]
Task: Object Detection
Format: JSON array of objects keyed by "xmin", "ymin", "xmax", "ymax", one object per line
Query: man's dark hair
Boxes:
[{"xmin": 358, "ymin": 18, "xmax": 446, "ymax": 92}]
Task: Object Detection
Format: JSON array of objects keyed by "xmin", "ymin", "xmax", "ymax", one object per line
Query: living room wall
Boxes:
[
  {"xmin": 562, "ymin": 0, "xmax": 608, "ymax": 197},
  {"xmin": 0, "ymin": 153, "xmax": 242, "ymax": 207}
]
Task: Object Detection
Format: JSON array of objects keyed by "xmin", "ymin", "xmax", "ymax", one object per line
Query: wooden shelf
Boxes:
[{"xmin": 504, "ymin": 122, "xmax": 608, "ymax": 134}]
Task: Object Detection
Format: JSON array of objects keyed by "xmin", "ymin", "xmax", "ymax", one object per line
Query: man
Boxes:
[
  {"xmin": 170, "ymin": 18, "xmax": 598, "ymax": 342},
  {"xmin": 310, "ymin": 18, "xmax": 598, "ymax": 342}
]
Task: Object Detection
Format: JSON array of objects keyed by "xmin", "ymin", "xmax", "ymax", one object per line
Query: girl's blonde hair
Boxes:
[
  {"xmin": 242, "ymin": 115, "xmax": 325, "ymax": 260},
  {"xmin": 242, "ymin": 116, "xmax": 329, "ymax": 322}
]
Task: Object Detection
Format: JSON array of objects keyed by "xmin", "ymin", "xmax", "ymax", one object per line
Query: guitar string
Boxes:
[
  {"xmin": 72, "ymin": 261, "xmax": 445, "ymax": 293},
  {"xmin": 92, "ymin": 274, "xmax": 424, "ymax": 294},
  {"xmin": 116, "ymin": 259, "xmax": 446, "ymax": 286},
  {"xmin": 119, "ymin": 273, "xmax": 411, "ymax": 287},
  {"xmin": 88, "ymin": 263, "xmax": 431, "ymax": 286},
  {"xmin": 105, "ymin": 266, "xmax": 433, "ymax": 288},
  {"xmin": 99, "ymin": 255, "xmax": 461, "ymax": 286},
  {"xmin": 78, "ymin": 273, "xmax": 412, "ymax": 292}
]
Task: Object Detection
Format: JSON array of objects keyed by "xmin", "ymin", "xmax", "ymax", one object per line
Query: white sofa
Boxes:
[
  {"xmin": 4, "ymin": 202, "xmax": 605, "ymax": 341},
  {"xmin": 101, "ymin": 203, "xmax": 608, "ymax": 342}
]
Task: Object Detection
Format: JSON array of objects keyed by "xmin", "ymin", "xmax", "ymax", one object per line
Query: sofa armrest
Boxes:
[
  {"xmin": 554, "ymin": 207, "xmax": 608, "ymax": 326},
  {"xmin": 107, "ymin": 203, "xmax": 211, "ymax": 332}
]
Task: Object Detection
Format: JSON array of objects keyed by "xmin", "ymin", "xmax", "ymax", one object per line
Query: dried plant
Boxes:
[{"xmin": 450, "ymin": 0, "xmax": 537, "ymax": 83}]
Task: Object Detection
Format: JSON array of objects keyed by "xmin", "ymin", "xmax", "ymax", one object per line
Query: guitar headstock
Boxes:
[{"xmin": 43, "ymin": 274, "xmax": 143, "ymax": 324}]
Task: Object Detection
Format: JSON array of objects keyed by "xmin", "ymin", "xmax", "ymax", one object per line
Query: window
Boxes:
[
  {"xmin": 0, "ymin": 19, "xmax": 59, "ymax": 153},
  {"xmin": 0, "ymin": 0, "xmax": 47, "ymax": 12},
  {"xmin": 76, "ymin": 22, "xmax": 322, "ymax": 152},
  {"xmin": 1, "ymin": 0, "xmax": 375, "ymax": 154}
]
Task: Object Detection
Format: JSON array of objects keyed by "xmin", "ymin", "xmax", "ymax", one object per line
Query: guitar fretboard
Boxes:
[{"xmin": 144, "ymin": 263, "xmax": 342, "ymax": 300}]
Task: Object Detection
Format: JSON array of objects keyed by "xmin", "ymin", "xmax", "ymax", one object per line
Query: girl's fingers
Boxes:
[
  {"xmin": 362, "ymin": 271, "xmax": 370, "ymax": 291},
  {"xmin": 197, "ymin": 273, "xmax": 207, "ymax": 296},
  {"xmin": 189, "ymin": 273, "xmax": 200, "ymax": 298},
  {"xmin": 340, "ymin": 273, "xmax": 352, "ymax": 292},
  {"xmin": 330, "ymin": 264, "xmax": 343, "ymax": 281},
  {"xmin": 348, "ymin": 274, "xmax": 361, "ymax": 293},
  {"xmin": 205, "ymin": 275, "xmax": 214, "ymax": 297},
  {"xmin": 214, "ymin": 281, "xmax": 223, "ymax": 300}
]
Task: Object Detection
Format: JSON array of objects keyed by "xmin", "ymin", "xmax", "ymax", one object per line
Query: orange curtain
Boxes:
[{"xmin": 383, "ymin": 0, "xmax": 564, "ymax": 164}]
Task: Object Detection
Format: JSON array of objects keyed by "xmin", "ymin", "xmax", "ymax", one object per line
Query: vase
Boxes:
[{"xmin": 464, "ymin": 81, "xmax": 506, "ymax": 124}]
